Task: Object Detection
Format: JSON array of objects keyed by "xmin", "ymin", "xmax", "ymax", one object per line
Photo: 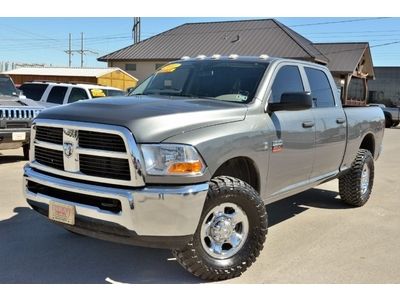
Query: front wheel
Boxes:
[
  {"xmin": 172, "ymin": 176, "xmax": 268, "ymax": 281},
  {"xmin": 22, "ymin": 144, "xmax": 30, "ymax": 160},
  {"xmin": 339, "ymin": 149, "xmax": 374, "ymax": 207}
]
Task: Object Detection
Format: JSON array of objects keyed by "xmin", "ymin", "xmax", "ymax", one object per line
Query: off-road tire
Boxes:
[
  {"xmin": 23, "ymin": 144, "xmax": 30, "ymax": 160},
  {"xmin": 172, "ymin": 176, "xmax": 268, "ymax": 281},
  {"xmin": 339, "ymin": 149, "xmax": 374, "ymax": 207}
]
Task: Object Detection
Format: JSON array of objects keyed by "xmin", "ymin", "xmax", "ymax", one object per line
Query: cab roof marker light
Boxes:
[
  {"xmin": 181, "ymin": 56, "xmax": 191, "ymax": 60},
  {"xmin": 211, "ymin": 54, "xmax": 221, "ymax": 60},
  {"xmin": 228, "ymin": 54, "xmax": 239, "ymax": 59},
  {"xmin": 196, "ymin": 55, "xmax": 207, "ymax": 60},
  {"xmin": 259, "ymin": 54, "xmax": 269, "ymax": 60}
]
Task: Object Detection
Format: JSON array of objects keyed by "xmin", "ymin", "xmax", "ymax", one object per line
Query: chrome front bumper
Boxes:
[{"xmin": 23, "ymin": 165, "xmax": 208, "ymax": 248}]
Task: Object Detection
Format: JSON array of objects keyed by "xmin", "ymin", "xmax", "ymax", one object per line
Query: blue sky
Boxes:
[{"xmin": 0, "ymin": 17, "xmax": 399, "ymax": 68}]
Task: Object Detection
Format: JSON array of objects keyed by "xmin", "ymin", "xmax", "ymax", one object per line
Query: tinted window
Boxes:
[
  {"xmin": 305, "ymin": 67, "xmax": 335, "ymax": 107},
  {"xmin": 270, "ymin": 65, "xmax": 304, "ymax": 103},
  {"xmin": 20, "ymin": 83, "xmax": 48, "ymax": 101},
  {"xmin": 47, "ymin": 86, "xmax": 68, "ymax": 104},
  {"xmin": 68, "ymin": 87, "xmax": 89, "ymax": 103},
  {"xmin": 348, "ymin": 77, "xmax": 366, "ymax": 100},
  {"xmin": 0, "ymin": 76, "xmax": 18, "ymax": 96}
]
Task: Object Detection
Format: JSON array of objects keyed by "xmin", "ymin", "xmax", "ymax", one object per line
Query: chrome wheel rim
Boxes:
[
  {"xmin": 361, "ymin": 163, "xmax": 370, "ymax": 195},
  {"xmin": 200, "ymin": 203, "xmax": 249, "ymax": 259}
]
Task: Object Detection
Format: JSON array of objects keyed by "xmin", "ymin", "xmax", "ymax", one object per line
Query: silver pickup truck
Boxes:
[{"xmin": 23, "ymin": 56, "xmax": 385, "ymax": 281}]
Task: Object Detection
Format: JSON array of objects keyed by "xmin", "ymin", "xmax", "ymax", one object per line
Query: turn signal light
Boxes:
[{"xmin": 168, "ymin": 161, "xmax": 203, "ymax": 174}]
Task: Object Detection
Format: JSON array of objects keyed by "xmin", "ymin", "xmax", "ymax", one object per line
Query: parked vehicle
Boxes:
[
  {"xmin": 23, "ymin": 56, "xmax": 385, "ymax": 281},
  {"xmin": 19, "ymin": 82, "xmax": 126, "ymax": 107},
  {"xmin": 0, "ymin": 75, "xmax": 43, "ymax": 159},
  {"xmin": 368, "ymin": 103, "xmax": 400, "ymax": 128}
]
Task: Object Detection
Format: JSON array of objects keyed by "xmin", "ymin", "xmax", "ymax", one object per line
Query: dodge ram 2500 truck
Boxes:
[
  {"xmin": 23, "ymin": 56, "xmax": 385, "ymax": 281},
  {"xmin": 0, "ymin": 74, "xmax": 43, "ymax": 159}
]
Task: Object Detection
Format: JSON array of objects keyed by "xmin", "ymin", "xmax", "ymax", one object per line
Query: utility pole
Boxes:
[
  {"xmin": 65, "ymin": 32, "xmax": 98, "ymax": 68},
  {"xmin": 68, "ymin": 33, "xmax": 72, "ymax": 67},
  {"xmin": 132, "ymin": 17, "xmax": 141, "ymax": 44},
  {"xmin": 80, "ymin": 32, "xmax": 84, "ymax": 68}
]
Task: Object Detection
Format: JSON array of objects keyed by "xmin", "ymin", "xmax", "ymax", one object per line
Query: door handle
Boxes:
[
  {"xmin": 336, "ymin": 118, "xmax": 346, "ymax": 124},
  {"xmin": 302, "ymin": 121, "xmax": 315, "ymax": 128}
]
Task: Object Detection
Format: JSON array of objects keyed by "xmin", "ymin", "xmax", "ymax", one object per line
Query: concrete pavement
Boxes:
[{"xmin": 0, "ymin": 128, "xmax": 399, "ymax": 283}]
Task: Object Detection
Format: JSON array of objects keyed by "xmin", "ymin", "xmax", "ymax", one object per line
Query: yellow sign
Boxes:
[
  {"xmin": 91, "ymin": 89, "xmax": 106, "ymax": 97},
  {"xmin": 158, "ymin": 63, "xmax": 181, "ymax": 73}
]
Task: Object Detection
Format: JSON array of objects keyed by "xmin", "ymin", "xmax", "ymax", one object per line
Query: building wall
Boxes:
[
  {"xmin": 368, "ymin": 67, "xmax": 400, "ymax": 106},
  {"xmin": 108, "ymin": 60, "xmax": 172, "ymax": 83}
]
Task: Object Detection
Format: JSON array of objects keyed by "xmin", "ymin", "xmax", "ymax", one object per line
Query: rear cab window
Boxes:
[
  {"xmin": 304, "ymin": 67, "xmax": 335, "ymax": 108},
  {"xmin": 19, "ymin": 83, "xmax": 48, "ymax": 101}
]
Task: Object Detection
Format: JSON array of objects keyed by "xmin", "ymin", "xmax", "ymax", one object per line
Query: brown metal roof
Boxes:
[
  {"xmin": 98, "ymin": 19, "xmax": 328, "ymax": 64},
  {"xmin": 314, "ymin": 42, "xmax": 374, "ymax": 78}
]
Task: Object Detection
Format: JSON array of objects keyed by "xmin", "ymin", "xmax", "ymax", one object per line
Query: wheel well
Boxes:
[
  {"xmin": 360, "ymin": 134, "xmax": 375, "ymax": 157},
  {"xmin": 212, "ymin": 157, "xmax": 260, "ymax": 193}
]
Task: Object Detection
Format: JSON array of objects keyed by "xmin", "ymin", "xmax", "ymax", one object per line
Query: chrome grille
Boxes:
[
  {"xmin": 0, "ymin": 108, "xmax": 41, "ymax": 120},
  {"xmin": 31, "ymin": 119, "xmax": 145, "ymax": 187}
]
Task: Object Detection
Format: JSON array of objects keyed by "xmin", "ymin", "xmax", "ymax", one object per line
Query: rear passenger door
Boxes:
[{"xmin": 304, "ymin": 66, "xmax": 347, "ymax": 179}]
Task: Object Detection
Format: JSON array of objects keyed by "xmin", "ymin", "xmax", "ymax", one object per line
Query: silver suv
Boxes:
[{"xmin": 19, "ymin": 82, "xmax": 126, "ymax": 107}]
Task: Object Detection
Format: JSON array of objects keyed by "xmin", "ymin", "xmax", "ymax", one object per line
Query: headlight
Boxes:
[{"xmin": 140, "ymin": 144, "xmax": 206, "ymax": 176}]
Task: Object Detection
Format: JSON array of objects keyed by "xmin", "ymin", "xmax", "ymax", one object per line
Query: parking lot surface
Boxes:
[{"xmin": 0, "ymin": 128, "xmax": 399, "ymax": 284}]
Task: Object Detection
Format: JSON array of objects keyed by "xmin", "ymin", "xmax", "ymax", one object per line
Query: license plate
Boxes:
[
  {"xmin": 48, "ymin": 201, "xmax": 75, "ymax": 225},
  {"xmin": 12, "ymin": 132, "xmax": 26, "ymax": 141}
]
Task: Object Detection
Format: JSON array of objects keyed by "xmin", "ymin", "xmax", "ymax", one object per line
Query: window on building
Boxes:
[
  {"xmin": 155, "ymin": 63, "xmax": 165, "ymax": 70},
  {"xmin": 305, "ymin": 67, "xmax": 335, "ymax": 107},
  {"xmin": 125, "ymin": 63, "xmax": 137, "ymax": 71},
  {"xmin": 68, "ymin": 87, "xmax": 89, "ymax": 103},
  {"xmin": 270, "ymin": 65, "xmax": 304, "ymax": 103},
  {"xmin": 19, "ymin": 83, "xmax": 48, "ymax": 101},
  {"xmin": 47, "ymin": 86, "xmax": 68, "ymax": 104}
]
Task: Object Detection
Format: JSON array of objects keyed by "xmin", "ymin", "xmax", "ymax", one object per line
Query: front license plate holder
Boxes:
[{"xmin": 48, "ymin": 201, "xmax": 75, "ymax": 225}]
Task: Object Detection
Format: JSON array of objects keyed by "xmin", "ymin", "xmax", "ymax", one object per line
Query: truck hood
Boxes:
[
  {"xmin": 37, "ymin": 95, "xmax": 248, "ymax": 142},
  {"xmin": 0, "ymin": 95, "xmax": 43, "ymax": 107}
]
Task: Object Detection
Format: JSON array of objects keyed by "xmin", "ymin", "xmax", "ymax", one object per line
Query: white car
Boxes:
[{"xmin": 19, "ymin": 82, "xmax": 126, "ymax": 107}]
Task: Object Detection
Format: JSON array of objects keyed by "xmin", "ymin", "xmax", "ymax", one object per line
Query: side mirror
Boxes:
[{"xmin": 268, "ymin": 92, "xmax": 313, "ymax": 112}]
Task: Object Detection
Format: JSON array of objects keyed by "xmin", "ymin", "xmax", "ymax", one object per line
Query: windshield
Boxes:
[
  {"xmin": 0, "ymin": 76, "xmax": 18, "ymax": 97},
  {"xmin": 131, "ymin": 60, "xmax": 269, "ymax": 103}
]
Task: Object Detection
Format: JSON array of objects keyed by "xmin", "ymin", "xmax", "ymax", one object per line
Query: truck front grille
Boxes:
[
  {"xmin": 35, "ymin": 126, "xmax": 63, "ymax": 144},
  {"xmin": 31, "ymin": 121, "xmax": 143, "ymax": 187},
  {"xmin": 79, "ymin": 130, "xmax": 126, "ymax": 152},
  {"xmin": 79, "ymin": 154, "xmax": 131, "ymax": 181},
  {"xmin": 35, "ymin": 146, "xmax": 64, "ymax": 170},
  {"xmin": 0, "ymin": 108, "xmax": 41, "ymax": 120}
]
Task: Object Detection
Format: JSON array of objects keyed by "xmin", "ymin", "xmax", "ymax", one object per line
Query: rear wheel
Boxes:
[
  {"xmin": 172, "ymin": 176, "xmax": 268, "ymax": 281},
  {"xmin": 385, "ymin": 116, "xmax": 393, "ymax": 128},
  {"xmin": 339, "ymin": 149, "xmax": 374, "ymax": 207}
]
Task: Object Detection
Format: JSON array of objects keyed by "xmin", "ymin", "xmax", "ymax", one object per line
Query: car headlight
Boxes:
[{"xmin": 140, "ymin": 144, "xmax": 206, "ymax": 176}]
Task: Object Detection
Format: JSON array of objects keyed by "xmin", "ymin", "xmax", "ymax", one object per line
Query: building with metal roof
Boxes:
[
  {"xmin": 3, "ymin": 67, "xmax": 138, "ymax": 90},
  {"xmin": 98, "ymin": 18, "xmax": 375, "ymax": 105},
  {"xmin": 98, "ymin": 19, "xmax": 329, "ymax": 81},
  {"xmin": 314, "ymin": 43, "xmax": 374, "ymax": 105}
]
